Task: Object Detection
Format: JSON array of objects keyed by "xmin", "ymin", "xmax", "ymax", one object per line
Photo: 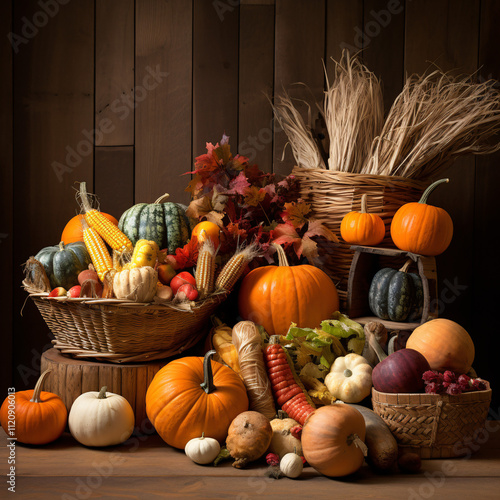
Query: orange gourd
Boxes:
[
  {"xmin": 302, "ymin": 405, "xmax": 367, "ymax": 477},
  {"xmin": 0, "ymin": 370, "xmax": 67, "ymax": 445},
  {"xmin": 406, "ymin": 318, "xmax": 475, "ymax": 373},
  {"xmin": 390, "ymin": 178, "xmax": 453, "ymax": 256},
  {"xmin": 146, "ymin": 350, "xmax": 248, "ymax": 449},
  {"xmin": 238, "ymin": 243, "xmax": 339, "ymax": 336},
  {"xmin": 191, "ymin": 221, "xmax": 220, "ymax": 247},
  {"xmin": 61, "ymin": 213, "xmax": 118, "ymax": 245},
  {"xmin": 340, "ymin": 194, "xmax": 385, "ymax": 246}
]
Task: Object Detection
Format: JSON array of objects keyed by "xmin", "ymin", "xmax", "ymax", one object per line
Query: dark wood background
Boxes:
[{"xmin": 1, "ymin": 0, "xmax": 498, "ymax": 412}]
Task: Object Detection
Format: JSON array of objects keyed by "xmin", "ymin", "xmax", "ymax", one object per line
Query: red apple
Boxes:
[
  {"xmin": 170, "ymin": 271, "xmax": 196, "ymax": 295},
  {"xmin": 67, "ymin": 285, "xmax": 82, "ymax": 298},
  {"xmin": 176, "ymin": 283, "xmax": 198, "ymax": 301},
  {"xmin": 48, "ymin": 287, "xmax": 66, "ymax": 298},
  {"xmin": 157, "ymin": 263, "xmax": 177, "ymax": 285}
]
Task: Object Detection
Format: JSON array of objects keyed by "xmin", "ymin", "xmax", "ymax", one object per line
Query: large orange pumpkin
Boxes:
[
  {"xmin": 390, "ymin": 178, "xmax": 453, "ymax": 256},
  {"xmin": 146, "ymin": 351, "xmax": 248, "ymax": 449},
  {"xmin": 0, "ymin": 370, "xmax": 67, "ymax": 445},
  {"xmin": 302, "ymin": 405, "xmax": 367, "ymax": 477},
  {"xmin": 406, "ymin": 318, "xmax": 475, "ymax": 373},
  {"xmin": 61, "ymin": 213, "xmax": 118, "ymax": 244},
  {"xmin": 340, "ymin": 194, "xmax": 385, "ymax": 246},
  {"xmin": 238, "ymin": 243, "xmax": 339, "ymax": 336}
]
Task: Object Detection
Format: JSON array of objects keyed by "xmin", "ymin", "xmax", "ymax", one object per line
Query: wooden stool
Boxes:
[{"xmin": 41, "ymin": 348, "xmax": 168, "ymax": 431}]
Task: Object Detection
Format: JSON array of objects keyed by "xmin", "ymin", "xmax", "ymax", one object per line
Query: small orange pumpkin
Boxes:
[
  {"xmin": 238, "ymin": 243, "xmax": 339, "ymax": 336},
  {"xmin": 0, "ymin": 370, "xmax": 67, "ymax": 445},
  {"xmin": 406, "ymin": 318, "xmax": 475, "ymax": 373},
  {"xmin": 302, "ymin": 405, "xmax": 367, "ymax": 477},
  {"xmin": 146, "ymin": 350, "xmax": 248, "ymax": 449},
  {"xmin": 191, "ymin": 221, "xmax": 220, "ymax": 247},
  {"xmin": 340, "ymin": 194, "xmax": 385, "ymax": 246},
  {"xmin": 390, "ymin": 178, "xmax": 453, "ymax": 256},
  {"xmin": 61, "ymin": 213, "xmax": 118, "ymax": 245}
]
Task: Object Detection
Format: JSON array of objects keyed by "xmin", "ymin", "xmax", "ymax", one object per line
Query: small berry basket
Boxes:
[{"xmin": 371, "ymin": 381, "xmax": 492, "ymax": 459}]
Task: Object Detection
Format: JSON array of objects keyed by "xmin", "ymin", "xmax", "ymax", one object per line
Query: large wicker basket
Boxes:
[
  {"xmin": 292, "ymin": 168, "xmax": 427, "ymax": 308},
  {"xmin": 372, "ymin": 383, "xmax": 492, "ymax": 459},
  {"xmin": 24, "ymin": 283, "xmax": 227, "ymax": 363}
]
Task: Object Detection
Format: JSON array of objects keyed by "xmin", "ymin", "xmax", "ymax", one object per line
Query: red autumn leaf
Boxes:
[
  {"xmin": 224, "ymin": 222, "xmax": 248, "ymax": 241},
  {"xmin": 185, "ymin": 196, "xmax": 213, "ymax": 219},
  {"xmin": 173, "ymin": 238, "xmax": 199, "ymax": 269},
  {"xmin": 304, "ymin": 219, "xmax": 339, "ymax": 243},
  {"xmin": 227, "ymin": 171, "xmax": 250, "ymax": 195}
]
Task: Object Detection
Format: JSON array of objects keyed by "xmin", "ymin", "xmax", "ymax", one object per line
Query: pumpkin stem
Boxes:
[
  {"xmin": 399, "ymin": 259, "xmax": 413, "ymax": 273},
  {"xmin": 360, "ymin": 194, "xmax": 368, "ymax": 214},
  {"xmin": 419, "ymin": 178, "xmax": 449, "ymax": 205},
  {"xmin": 58, "ymin": 241, "xmax": 65, "ymax": 252},
  {"xmin": 201, "ymin": 432, "xmax": 205, "ymax": 439},
  {"xmin": 98, "ymin": 386, "xmax": 108, "ymax": 399},
  {"xmin": 343, "ymin": 369, "xmax": 353, "ymax": 378},
  {"xmin": 271, "ymin": 242, "xmax": 289, "ymax": 267},
  {"xmin": 30, "ymin": 369, "xmax": 52, "ymax": 403},
  {"xmin": 200, "ymin": 350, "xmax": 217, "ymax": 394},
  {"xmin": 368, "ymin": 334, "xmax": 387, "ymax": 362},
  {"xmin": 348, "ymin": 433, "xmax": 368, "ymax": 457},
  {"xmin": 154, "ymin": 193, "xmax": 170, "ymax": 204}
]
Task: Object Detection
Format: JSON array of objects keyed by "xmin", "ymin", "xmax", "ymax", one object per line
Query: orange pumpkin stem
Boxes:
[
  {"xmin": 200, "ymin": 350, "xmax": 217, "ymax": 394},
  {"xmin": 399, "ymin": 259, "xmax": 413, "ymax": 273},
  {"xmin": 154, "ymin": 193, "xmax": 170, "ymax": 204},
  {"xmin": 30, "ymin": 369, "xmax": 52, "ymax": 403},
  {"xmin": 271, "ymin": 243, "xmax": 289, "ymax": 267},
  {"xmin": 419, "ymin": 178, "xmax": 449, "ymax": 205}
]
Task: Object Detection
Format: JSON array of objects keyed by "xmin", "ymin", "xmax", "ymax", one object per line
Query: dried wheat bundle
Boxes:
[
  {"xmin": 271, "ymin": 90, "xmax": 326, "ymax": 169},
  {"xmin": 324, "ymin": 51, "xmax": 384, "ymax": 173},
  {"xmin": 365, "ymin": 70, "xmax": 500, "ymax": 180}
]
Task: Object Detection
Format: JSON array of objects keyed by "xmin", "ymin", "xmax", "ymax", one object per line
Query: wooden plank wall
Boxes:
[{"xmin": 2, "ymin": 0, "xmax": 499, "ymax": 410}]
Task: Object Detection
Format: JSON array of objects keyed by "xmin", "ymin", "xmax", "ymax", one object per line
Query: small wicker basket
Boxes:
[
  {"xmin": 24, "ymin": 282, "xmax": 227, "ymax": 363},
  {"xmin": 372, "ymin": 383, "xmax": 492, "ymax": 459},
  {"xmin": 292, "ymin": 168, "xmax": 427, "ymax": 307}
]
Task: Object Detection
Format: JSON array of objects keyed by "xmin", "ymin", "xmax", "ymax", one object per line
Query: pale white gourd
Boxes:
[
  {"xmin": 113, "ymin": 266, "xmax": 157, "ymax": 302},
  {"xmin": 324, "ymin": 353, "xmax": 373, "ymax": 403},
  {"xmin": 184, "ymin": 433, "xmax": 221, "ymax": 464},
  {"xmin": 280, "ymin": 451, "xmax": 303, "ymax": 478},
  {"xmin": 68, "ymin": 386, "xmax": 135, "ymax": 447}
]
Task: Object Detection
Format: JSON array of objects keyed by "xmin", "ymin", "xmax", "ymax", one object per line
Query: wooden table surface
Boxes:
[{"xmin": 2, "ymin": 425, "xmax": 500, "ymax": 499}]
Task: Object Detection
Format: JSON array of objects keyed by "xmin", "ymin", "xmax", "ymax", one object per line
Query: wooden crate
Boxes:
[{"xmin": 346, "ymin": 245, "xmax": 438, "ymax": 330}]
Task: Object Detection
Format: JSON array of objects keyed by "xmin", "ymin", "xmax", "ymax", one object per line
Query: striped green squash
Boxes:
[
  {"xmin": 368, "ymin": 260, "xmax": 423, "ymax": 322},
  {"xmin": 118, "ymin": 194, "xmax": 192, "ymax": 254}
]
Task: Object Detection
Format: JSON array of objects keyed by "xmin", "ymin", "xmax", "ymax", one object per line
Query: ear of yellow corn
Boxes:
[
  {"xmin": 195, "ymin": 239, "xmax": 216, "ymax": 299},
  {"xmin": 215, "ymin": 242, "xmax": 260, "ymax": 292},
  {"xmin": 84, "ymin": 209, "xmax": 133, "ymax": 253},
  {"xmin": 83, "ymin": 225, "xmax": 114, "ymax": 281}
]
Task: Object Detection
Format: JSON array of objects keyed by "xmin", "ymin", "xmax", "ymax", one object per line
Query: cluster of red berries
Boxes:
[{"xmin": 422, "ymin": 370, "xmax": 487, "ymax": 395}]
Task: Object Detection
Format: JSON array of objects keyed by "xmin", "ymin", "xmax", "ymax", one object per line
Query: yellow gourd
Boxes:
[{"xmin": 125, "ymin": 239, "xmax": 159, "ymax": 269}]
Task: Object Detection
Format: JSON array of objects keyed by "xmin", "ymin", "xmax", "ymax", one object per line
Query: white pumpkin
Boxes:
[
  {"xmin": 324, "ymin": 353, "xmax": 373, "ymax": 403},
  {"xmin": 280, "ymin": 452, "xmax": 303, "ymax": 478},
  {"xmin": 69, "ymin": 386, "xmax": 135, "ymax": 447},
  {"xmin": 184, "ymin": 433, "xmax": 221, "ymax": 464},
  {"xmin": 113, "ymin": 266, "xmax": 157, "ymax": 302}
]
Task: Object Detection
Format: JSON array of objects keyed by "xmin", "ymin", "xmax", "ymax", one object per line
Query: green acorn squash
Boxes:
[
  {"xmin": 35, "ymin": 241, "xmax": 91, "ymax": 290},
  {"xmin": 118, "ymin": 194, "xmax": 192, "ymax": 254},
  {"xmin": 368, "ymin": 260, "xmax": 423, "ymax": 322}
]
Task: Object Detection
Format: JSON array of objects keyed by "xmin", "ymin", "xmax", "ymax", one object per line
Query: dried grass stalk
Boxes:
[
  {"xmin": 324, "ymin": 51, "xmax": 384, "ymax": 173},
  {"xmin": 271, "ymin": 90, "xmax": 326, "ymax": 169},
  {"xmin": 365, "ymin": 70, "xmax": 500, "ymax": 180}
]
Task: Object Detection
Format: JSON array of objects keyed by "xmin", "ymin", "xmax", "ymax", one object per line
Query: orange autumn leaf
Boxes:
[
  {"xmin": 282, "ymin": 201, "xmax": 312, "ymax": 228},
  {"xmin": 244, "ymin": 186, "xmax": 266, "ymax": 207}
]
